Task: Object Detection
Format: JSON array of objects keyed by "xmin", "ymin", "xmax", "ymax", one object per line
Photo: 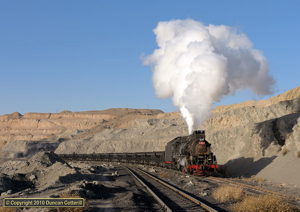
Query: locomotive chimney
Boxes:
[{"xmin": 191, "ymin": 130, "xmax": 205, "ymax": 141}]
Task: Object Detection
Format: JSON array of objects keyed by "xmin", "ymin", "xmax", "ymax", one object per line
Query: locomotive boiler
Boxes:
[{"xmin": 165, "ymin": 130, "xmax": 218, "ymax": 175}]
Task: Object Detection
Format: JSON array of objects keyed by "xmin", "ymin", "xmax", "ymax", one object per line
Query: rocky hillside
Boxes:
[
  {"xmin": 1, "ymin": 86, "xmax": 300, "ymax": 185},
  {"xmin": 205, "ymin": 87, "xmax": 300, "ymax": 185},
  {"xmin": 0, "ymin": 110, "xmax": 117, "ymax": 143},
  {"xmin": 0, "ymin": 109, "xmax": 168, "ymax": 158},
  {"xmin": 206, "ymin": 87, "xmax": 300, "ymax": 163}
]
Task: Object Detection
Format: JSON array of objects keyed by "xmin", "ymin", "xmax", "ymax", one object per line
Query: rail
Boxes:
[
  {"xmin": 127, "ymin": 166, "xmax": 217, "ymax": 212},
  {"xmin": 123, "ymin": 166, "xmax": 172, "ymax": 212}
]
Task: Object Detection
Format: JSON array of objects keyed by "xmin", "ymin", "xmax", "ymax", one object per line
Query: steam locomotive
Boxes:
[
  {"xmin": 59, "ymin": 130, "xmax": 218, "ymax": 176},
  {"xmin": 165, "ymin": 130, "xmax": 218, "ymax": 175}
]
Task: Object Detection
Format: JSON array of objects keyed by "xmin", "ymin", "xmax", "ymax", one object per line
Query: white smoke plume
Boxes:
[{"xmin": 142, "ymin": 19, "xmax": 275, "ymax": 134}]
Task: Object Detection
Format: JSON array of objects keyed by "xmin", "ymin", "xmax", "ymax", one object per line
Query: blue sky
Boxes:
[{"xmin": 1, "ymin": 0, "xmax": 299, "ymax": 115}]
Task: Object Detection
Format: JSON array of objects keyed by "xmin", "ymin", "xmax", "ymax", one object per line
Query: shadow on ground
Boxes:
[{"xmin": 221, "ymin": 156, "xmax": 277, "ymax": 178}]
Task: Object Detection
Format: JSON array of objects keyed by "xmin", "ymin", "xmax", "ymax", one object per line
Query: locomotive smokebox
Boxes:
[{"xmin": 191, "ymin": 130, "xmax": 210, "ymax": 156}]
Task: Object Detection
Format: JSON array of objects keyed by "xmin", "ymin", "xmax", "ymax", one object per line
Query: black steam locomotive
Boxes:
[
  {"xmin": 59, "ymin": 130, "xmax": 218, "ymax": 176},
  {"xmin": 165, "ymin": 130, "xmax": 218, "ymax": 175}
]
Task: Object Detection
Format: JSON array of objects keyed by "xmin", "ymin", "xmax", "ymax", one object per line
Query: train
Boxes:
[{"xmin": 59, "ymin": 130, "xmax": 218, "ymax": 176}]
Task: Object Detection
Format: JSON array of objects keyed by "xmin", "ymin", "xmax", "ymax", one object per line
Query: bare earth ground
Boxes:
[
  {"xmin": 0, "ymin": 153, "xmax": 162, "ymax": 212},
  {"xmin": 0, "ymin": 153, "xmax": 299, "ymax": 211},
  {"xmin": 138, "ymin": 164, "xmax": 300, "ymax": 211}
]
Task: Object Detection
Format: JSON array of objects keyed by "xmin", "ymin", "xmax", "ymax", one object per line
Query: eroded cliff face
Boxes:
[
  {"xmin": 0, "ymin": 109, "xmax": 168, "ymax": 158},
  {"xmin": 203, "ymin": 86, "xmax": 300, "ymax": 184},
  {"xmin": 205, "ymin": 96, "xmax": 300, "ymax": 164},
  {"xmin": 1, "ymin": 88, "xmax": 300, "ymax": 161},
  {"xmin": 55, "ymin": 114, "xmax": 187, "ymax": 154},
  {"xmin": 213, "ymin": 86, "xmax": 300, "ymax": 112},
  {"xmin": 0, "ymin": 110, "xmax": 117, "ymax": 144}
]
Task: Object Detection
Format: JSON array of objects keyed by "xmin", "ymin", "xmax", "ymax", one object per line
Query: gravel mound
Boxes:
[
  {"xmin": 18, "ymin": 151, "xmax": 70, "ymax": 173},
  {"xmin": 16, "ymin": 152, "xmax": 77, "ymax": 189}
]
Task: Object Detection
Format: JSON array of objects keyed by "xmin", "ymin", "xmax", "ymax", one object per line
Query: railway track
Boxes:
[
  {"xmin": 124, "ymin": 165, "xmax": 217, "ymax": 212},
  {"xmin": 60, "ymin": 154, "xmax": 300, "ymax": 209},
  {"xmin": 137, "ymin": 164, "xmax": 300, "ymax": 206}
]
